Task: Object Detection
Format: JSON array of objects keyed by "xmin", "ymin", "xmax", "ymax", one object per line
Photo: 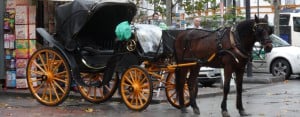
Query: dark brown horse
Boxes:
[{"xmin": 174, "ymin": 15, "xmax": 273, "ymax": 116}]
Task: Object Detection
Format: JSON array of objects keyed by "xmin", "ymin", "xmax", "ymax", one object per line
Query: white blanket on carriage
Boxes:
[{"xmin": 135, "ymin": 24, "xmax": 163, "ymax": 54}]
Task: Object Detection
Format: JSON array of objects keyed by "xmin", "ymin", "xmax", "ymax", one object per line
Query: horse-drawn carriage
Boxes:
[
  {"xmin": 27, "ymin": 0, "xmax": 274, "ymax": 115},
  {"xmin": 26, "ymin": 0, "xmax": 190, "ymax": 111}
]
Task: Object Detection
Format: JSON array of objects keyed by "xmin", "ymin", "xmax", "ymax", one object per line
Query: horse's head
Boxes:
[{"xmin": 253, "ymin": 15, "xmax": 273, "ymax": 53}]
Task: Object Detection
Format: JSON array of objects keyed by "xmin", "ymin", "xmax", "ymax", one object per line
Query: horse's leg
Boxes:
[
  {"xmin": 221, "ymin": 67, "xmax": 233, "ymax": 117},
  {"xmin": 175, "ymin": 68, "xmax": 188, "ymax": 113},
  {"xmin": 235, "ymin": 70, "xmax": 251, "ymax": 116},
  {"xmin": 187, "ymin": 66, "xmax": 200, "ymax": 114}
]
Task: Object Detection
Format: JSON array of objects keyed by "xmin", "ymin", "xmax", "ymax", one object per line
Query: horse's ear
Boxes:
[
  {"xmin": 264, "ymin": 14, "xmax": 268, "ymax": 21},
  {"xmin": 255, "ymin": 14, "xmax": 259, "ymax": 23}
]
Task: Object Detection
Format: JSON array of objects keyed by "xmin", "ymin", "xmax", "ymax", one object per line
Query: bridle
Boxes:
[
  {"xmin": 252, "ymin": 22, "xmax": 273, "ymax": 56},
  {"xmin": 252, "ymin": 22, "xmax": 272, "ymax": 45}
]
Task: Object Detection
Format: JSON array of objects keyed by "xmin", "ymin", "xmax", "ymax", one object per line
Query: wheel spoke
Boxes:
[
  {"xmin": 53, "ymin": 80, "xmax": 65, "ymax": 94},
  {"xmin": 137, "ymin": 93, "xmax": 144, "ymax": 106},
  {"xmin": 33, "ymin": 81, "xmax": 45, "ymax": 93},
  {"xmin": 54, "ymin": 71, "xmax": 67, "ymax": 77},
  {"xmin": 104, "ymin": 85, "xmax": 112, "ymax": 92},
  {"xmin": 53, "ymin": 77, "xmax": 67, "ymax": 84},
  {"xmin": 82, "ymin": 86, "xmax": 90, "ymax": 97},
  {"xmin": 38, "ymin": 54, "xmax": 48, "ymax": 72},
  {"xmin": 99, "ymin": 87, "xmax": 104, "ymax": 97},
  {"xmin": 41, "ymin": 85, "xmax": 47, "ymax": 100},
  {"xmin": 46, "ymin": 51, "xmax": 50, "ymax": 71},
  {"xmin": 139, "ymin": 92, "xmax": 147, "ymax": 102},
  {"xmin": 30, "ymin": 70, "xmax": 44, "ymax": 76},
  {"xmin": 50, "ymin": 82, "xmax": 60, "ymax": 101},
  {"xmin": 51, "ymin": 60, "xmax": 63, "ymax": 73},
  {"xmin": 32, "ymin": 61, "xmax": 47, "ymax": 74},
  {"xmin": 169, "ymin": 90, "xmax": 176, "ymax": 98},
  {"xmin": 124, "ymin": 75, "xmax": 133, "ymax": 85},
  {"xmin": 129, "ymin": 71, "xmax": 136, "ymax": 84},
  {"xmin": 92, "ymin": 87, "xmax": 97, "ymax": 99},
  {"xmin": 141, "ymin": 82, "xmax": 149, "ymax": 89}
]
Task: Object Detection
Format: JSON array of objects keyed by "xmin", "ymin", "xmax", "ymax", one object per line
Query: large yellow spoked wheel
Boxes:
[
  {"xmin": 165, "ymin": 73, "xmax": 190, "ymax": 109},
  {"xmin": 77, "ymin": 72, "xmax": 119, "ymax": 103},
  {"xmin": 120, "ymin": 66, "xmax": 153, "ymax": 111},
  {"xmin": 26, "ymin": 48, "xmax": 71, "ymax": 106}
]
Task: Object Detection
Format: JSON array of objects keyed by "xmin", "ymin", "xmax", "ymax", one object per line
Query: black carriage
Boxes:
[{"xmin": 26, "ymin": 0, "xmax": 189, "ymax": 111}]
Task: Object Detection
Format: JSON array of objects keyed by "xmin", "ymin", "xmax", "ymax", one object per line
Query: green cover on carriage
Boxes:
[{"xmin": 55, "ymin": 0, "xmax": 137, "ymax": 51}]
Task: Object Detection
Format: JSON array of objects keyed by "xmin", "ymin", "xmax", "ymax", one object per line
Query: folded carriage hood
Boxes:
[{"xmin": 55, "ymin": 0, "xmax": 137, "ymax": 51}]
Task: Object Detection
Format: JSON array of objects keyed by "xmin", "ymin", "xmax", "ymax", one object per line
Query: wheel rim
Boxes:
[
  {"xmin": 273, "ymin": 61, "xmax": 288, "ymax": 76},
  {"xmin": 120, "ymin": 67, "xmax": 153, "ymax": 111},
  {"xmin": 78, "ymin": 73, "xmax": 118, "ymax": 103},
  {"xmin": 165, "ymin": 73, "xmax": 190, "ymax": 109},
  {"xmin": 27, "ymin": 48, "xmax": 71, "ymax": 106}
]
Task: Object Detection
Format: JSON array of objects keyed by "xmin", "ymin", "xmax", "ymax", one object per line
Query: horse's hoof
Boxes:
[
  {"xmin": 193, "ymin": 108, "xmax": 200, "ymax": 115},
  {"xmin": 239, "ymin": 110, "xmax": 251, "ymax": 116},
  {"xmin": 181, "ymin": 108, "xmax": 188, "ymax": 113},
  {"xmin": 221, "ymin": 111, "xmax": 230, "ymax": 117}
]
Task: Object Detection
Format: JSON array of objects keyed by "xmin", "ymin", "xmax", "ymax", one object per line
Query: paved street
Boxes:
[{"xmin": 0, "ymin": 74, "xmax": 299, "ymax": 117}]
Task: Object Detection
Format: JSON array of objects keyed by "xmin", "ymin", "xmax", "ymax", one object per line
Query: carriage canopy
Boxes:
[{"xmin": 55, "ymin": 0, "xmax": 137, "ymax": 50}]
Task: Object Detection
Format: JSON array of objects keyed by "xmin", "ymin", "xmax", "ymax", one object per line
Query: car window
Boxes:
[
  {"xmin": 270, "ymin": 34, "xmax": 290, "ymax": 47},
  {"xmin": 280, "ymin": 14, "xmax": 290, "ymax": 25},
  {"xmin": 293, "ymin": 17, "xmax": 300, "ymax": 32}
]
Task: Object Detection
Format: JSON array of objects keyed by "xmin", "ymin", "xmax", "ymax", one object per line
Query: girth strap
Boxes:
[{"xmin": 230, "ymin": 27, "xmax": 248, "ymax": 59}]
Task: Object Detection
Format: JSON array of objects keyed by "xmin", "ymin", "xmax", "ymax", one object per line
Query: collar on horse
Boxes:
[{"xmin": 229, "ymin": 26, "xmax": 249, "ymax": 59}]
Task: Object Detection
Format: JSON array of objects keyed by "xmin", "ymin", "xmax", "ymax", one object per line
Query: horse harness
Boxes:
[{"xmin": 182, "ymin": 26, "xmax": 252, "ymax": 65}]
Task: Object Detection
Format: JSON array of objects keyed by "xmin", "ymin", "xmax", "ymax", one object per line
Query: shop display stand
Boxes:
[{"xmin": 3, "ymin": 0, "xmax": 36, "ymax": 89}]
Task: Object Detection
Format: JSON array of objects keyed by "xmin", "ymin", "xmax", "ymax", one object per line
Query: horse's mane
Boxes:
[
  {"xmin": 235, "ymin": 18, "xmax": 269, "ymax": 38},
  {"xmin": 235, "ymin": 20, "xmax": 255, "ymax": 38}
]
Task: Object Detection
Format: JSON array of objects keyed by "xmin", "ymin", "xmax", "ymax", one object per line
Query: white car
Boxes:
[
  {"xmin": 198, "ymin": 67, "xmax": 221, "ymax": 86},
  {"xmin": 253, "ymin": 34, "xmax": 300, "ymax": 79}
]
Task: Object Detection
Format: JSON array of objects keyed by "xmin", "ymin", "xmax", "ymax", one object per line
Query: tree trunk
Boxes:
[
  {"xmin": 273, "ymin": 0, "xmax": 280, "ymax": 35},
  {"xmin": 166, "ymin": 0, "xmax": 172, "ymax": 26}
]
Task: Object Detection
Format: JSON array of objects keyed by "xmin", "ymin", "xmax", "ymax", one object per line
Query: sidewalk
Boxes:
[{"xmin": 0, "ymin": 73, "xmax": 285, "ymax": 103}]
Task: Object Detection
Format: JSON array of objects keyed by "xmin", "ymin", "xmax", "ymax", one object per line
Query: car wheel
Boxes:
[
  {"xmin": 271, "ymin": 59, "xmax": 291, "ymax": 80},
  {"xmin": 199, "ymin": 78, "xmax": 218, "ymax": 87}
]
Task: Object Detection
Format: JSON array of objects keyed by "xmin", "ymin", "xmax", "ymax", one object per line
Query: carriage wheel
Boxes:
[
  {"xmin": 26, "ymin": 48, "xmax": 71, "ymax": 106},
  {"xmin": 165, "ymin": 73, "xmax": 190, "ymax": 109},
  {"xmin": 77, "ymin": 72, "xmax": 119, "ymax": 103},
  {"xmin": 120, "ymin": 66, "xmax": 153, "ymax": 111}
]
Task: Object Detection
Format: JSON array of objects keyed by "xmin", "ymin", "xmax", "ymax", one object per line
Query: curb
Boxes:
[{"xmin": 243, "ymin": 76, "xmax": 285, "ymax": 84}]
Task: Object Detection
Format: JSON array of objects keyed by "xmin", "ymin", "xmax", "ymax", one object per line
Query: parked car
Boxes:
[
  {"xmin": 198, "ymin": 67, "xmax": 221, "ymax": 86},
  {"xmin": 253, "ymin": 34, "xmax": 300, "ymax": 79}
]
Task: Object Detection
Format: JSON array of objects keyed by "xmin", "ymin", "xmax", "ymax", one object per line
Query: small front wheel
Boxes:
[
  {"xmin": 165, "ymin": 73, "xmax": 190, "ymax": 109},
  {"xmin": 120, "ymin": 66, "xmax": 153, "ymax": 111}
]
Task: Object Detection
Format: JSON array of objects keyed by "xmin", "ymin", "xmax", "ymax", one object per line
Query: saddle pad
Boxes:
[{"xmin": 135, "ymin": 24, "xmax": 163, "ymax": 54}]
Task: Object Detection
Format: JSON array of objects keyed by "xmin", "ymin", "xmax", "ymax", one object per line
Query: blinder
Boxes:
[{"xmin": 253, "ymin": 22, "xmax": 273, "ymax": 53}]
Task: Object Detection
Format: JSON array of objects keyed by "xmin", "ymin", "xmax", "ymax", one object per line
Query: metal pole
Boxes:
[
  {"xmin": 257, "ymin": 0, "xmax": 259, "ymax": 17},
  {"xmin": 0, "ymin": 0, "xmax": 5, "ymax": 80},
  {"xmin": 233, "ymin": 0, "xmax": 236, "ymax": 23},
  {"xmin": 245, "ymin": 0, "xmax": 253, "ymax": 77}
]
